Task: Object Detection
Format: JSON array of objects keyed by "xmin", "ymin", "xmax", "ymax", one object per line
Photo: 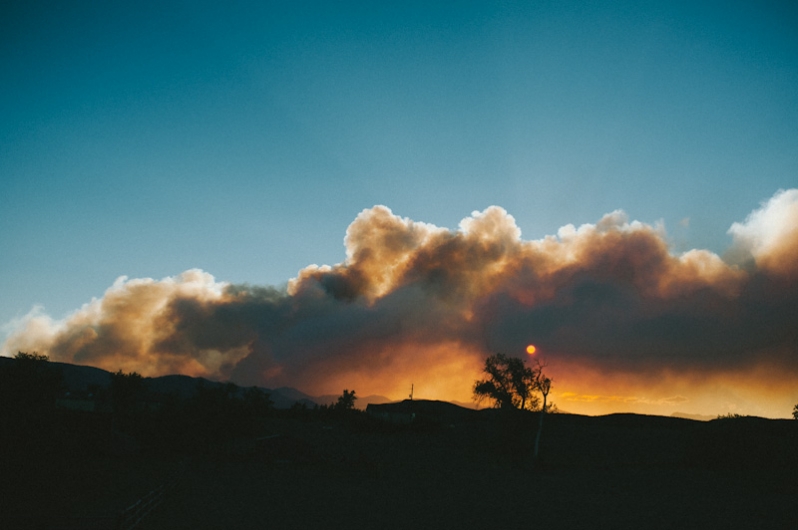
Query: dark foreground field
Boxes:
[
  {"xmin": 4, "ymin": 404, "xmax": 797, "ymax": 529},
  {"xmin": 145, "ymin": 411, "xmax": 797, "ymax": 530}
]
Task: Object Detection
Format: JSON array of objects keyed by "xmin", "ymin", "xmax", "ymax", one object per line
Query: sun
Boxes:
[{"xmin": 526, "ymin": 344, "xmax": 537, "ymax": 355}]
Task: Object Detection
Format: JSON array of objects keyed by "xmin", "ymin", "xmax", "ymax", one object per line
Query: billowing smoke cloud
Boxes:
[
  {"xmin": 3, "ymin": 189, "xmax": 798, "ymax": 416},
  {"xmin": 728, "ymin": 188, "xmax": 798, "ymax": 278}
]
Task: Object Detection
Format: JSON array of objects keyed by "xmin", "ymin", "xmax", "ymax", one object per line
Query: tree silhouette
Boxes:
[
  {"xmin": 335, "ymin": 389, "xmax": 357, "ymax": 411},
  {"xmin": 242, "ymin": 387, "xmax": 274, "ymax": 416},
  {"xmin": 110, "ymin": 370, "xmax": 144, "ymax": 418},
  {"xmin": 14, "ymin": 351, "xmax": 49, "ymax": 363},
  {"xmin": 793, "ymin": 403, "xmax": 798, "ymax": 420},
  {"xmin": 1, "ymin": 352, "xmax": 64, "ymax": 412},
  {"xmin": 473, "ymin": 353, "xmax": 542, "ymax": 410}
]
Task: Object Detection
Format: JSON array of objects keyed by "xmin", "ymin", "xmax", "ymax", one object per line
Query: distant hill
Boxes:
[
  {"xmin": 313, "ymin": 390, "xmax": 393, "ymax": 409},
  {"xmin": 53, "ymin": 361, "xmax": 112, "ymax": 390},
  {"xmin": 367, "ymin": 399, "xmax": 484, "ymax": 423},
  {"xmin": 671, "ymin": 411, "xmax": 715, "ymax": 421},
  {"xmin": 261, "ymin": 386, "xmax": 322, "ymax": 409},
  {"xmin": 145, "ymin": 374, "xmax": 214, "ymax": 399},
  {"xmin": 450, "ymin": 399, "xmax": 478, "ymax": 409},
  {"xmin": 0, "ymin": 356, "xmax": 390, "ymax": 409}
]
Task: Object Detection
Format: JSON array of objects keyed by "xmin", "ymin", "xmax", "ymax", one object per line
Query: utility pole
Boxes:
[{"xmin": 533, "ymin": 377, "xmax": 551, "ymax": 461}]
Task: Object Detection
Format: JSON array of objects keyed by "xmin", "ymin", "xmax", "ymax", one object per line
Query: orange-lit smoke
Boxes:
[{"xmin": 3, "ymin": 189, "xmax": 798, "ymax": 416}]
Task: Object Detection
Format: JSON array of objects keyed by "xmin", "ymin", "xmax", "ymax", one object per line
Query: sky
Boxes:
[{"xmin": 2, "ymin": 1, "xmax": 797, "ymax": 417}]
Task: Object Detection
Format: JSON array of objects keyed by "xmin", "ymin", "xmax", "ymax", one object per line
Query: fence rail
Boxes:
[{"xmin": 117, "ymin": 478, "xmax": 177, "ymax": 530}]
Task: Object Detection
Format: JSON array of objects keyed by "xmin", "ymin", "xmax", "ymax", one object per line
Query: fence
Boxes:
[{"xmin": 116, "ymin": 478, "xmax": 178, "ymax": 530}]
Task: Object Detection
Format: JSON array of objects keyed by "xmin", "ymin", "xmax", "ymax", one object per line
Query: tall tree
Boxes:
[{"xmin": 473, "ymin": 353, "xmax": 542, "ymax": 410}]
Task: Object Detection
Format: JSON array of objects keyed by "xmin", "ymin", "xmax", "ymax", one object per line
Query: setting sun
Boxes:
[{"xmin": 526, "ymin": 344, "xmax": 537, "ymax": 355}]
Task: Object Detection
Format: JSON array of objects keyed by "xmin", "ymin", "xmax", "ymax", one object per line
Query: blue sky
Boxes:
[{"xmin": 2, "ymin": 0, "xmax": 797, "ymax": 338}]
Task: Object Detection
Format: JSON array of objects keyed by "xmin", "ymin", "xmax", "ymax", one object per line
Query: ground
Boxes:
[
  {"xmin": 5, "ymin": 409, "xmax": 797, "ymax": 529},
  {"xmin": 144, "ymin": 413, "xmax": 797, "ymax": 529}
]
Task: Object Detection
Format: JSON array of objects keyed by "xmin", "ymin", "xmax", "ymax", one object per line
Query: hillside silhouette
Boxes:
[{"xmin": 1, "ymin": 356, "xmax": 796, "ymax": 529}]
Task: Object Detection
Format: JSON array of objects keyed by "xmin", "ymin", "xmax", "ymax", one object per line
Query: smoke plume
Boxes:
[{"xmin": 4, "ymin": 189, "xmax": 798, "ymax": 416}]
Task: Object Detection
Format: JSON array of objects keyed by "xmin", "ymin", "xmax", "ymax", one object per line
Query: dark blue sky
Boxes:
[{"xmin": 2, "ymin": 0, "xmax": 797, "ymax": 335}]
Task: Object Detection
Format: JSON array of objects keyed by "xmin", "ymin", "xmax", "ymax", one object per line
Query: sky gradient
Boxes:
[{"xmin": 2, "ymin": 1, "xmax": 797, "ymax": 417}]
